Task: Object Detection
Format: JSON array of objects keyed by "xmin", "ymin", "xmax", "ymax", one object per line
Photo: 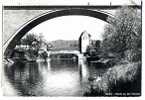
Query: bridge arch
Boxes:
[{"xmin": 4, "ymin": 8, "xmax": 115, "ymax": 56}]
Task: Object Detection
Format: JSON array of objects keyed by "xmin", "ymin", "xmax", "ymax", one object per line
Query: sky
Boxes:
[{"xmin": 28, "ymin": 15, "xmax": 108, "ymax": 42}]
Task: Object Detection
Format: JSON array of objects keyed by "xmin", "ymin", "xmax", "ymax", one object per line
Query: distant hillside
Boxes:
[{"xmin": 49, "ymin": 40, "xmax": 79, "ymax": 51}]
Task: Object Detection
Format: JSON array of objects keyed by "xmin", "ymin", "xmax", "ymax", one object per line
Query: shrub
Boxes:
[
  {"xmin": 84, "ymin": 62, "xmax": 141, "ymax": 96},
  {"xmin": 39, "ymin": 51, "xmax": 48, "ymax": 60},
  {"xmin": 124, "ymin": 49, "xmax": 141, "ymax": 62}
]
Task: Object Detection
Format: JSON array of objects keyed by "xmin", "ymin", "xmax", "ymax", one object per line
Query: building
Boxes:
[{"xmin": 79, "ymin": 31, "xmax": 91, "ymax": 54}]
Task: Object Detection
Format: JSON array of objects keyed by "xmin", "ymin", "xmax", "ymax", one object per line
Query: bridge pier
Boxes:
[{"xmin": 78, "ymin": 54, "xmax": 86, "ymax": 61}]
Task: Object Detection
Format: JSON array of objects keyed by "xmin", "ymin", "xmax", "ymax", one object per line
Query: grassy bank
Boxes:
[{"xmin": 84, "ymin": 61, "xmax": 141, "ymax": 96}]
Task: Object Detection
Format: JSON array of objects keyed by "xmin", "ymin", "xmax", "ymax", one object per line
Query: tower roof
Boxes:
[{"xmin": 79, "ymin": 30, "xmax": 91, "ymax": 39}]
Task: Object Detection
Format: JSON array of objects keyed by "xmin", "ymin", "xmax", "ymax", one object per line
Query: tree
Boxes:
[
  {"xmin": 21, "ymin": 33, "xmax": 45, "ymax": 51},
  {"xmin": 40, "ymin": 51, "xmax": 48, "ymax": 61},
  {"xmin": 21, "ymin": 33, "xmax": 37, "ymax": 46},
  {"xmin": 95, "ymin": 40, "xmax": 101, "ymax": 53},
  {"xmin": 86, "ymin": 40, "xmax": 101, "ymax": 56},
  {"xmin": 20, "ymin": 33, "xmax": 46, "ymax": 58},
  {"xmin": 95, "ymin": 40, "xmax": 101, "ymax": 48},
  {"xmin": 102, "ymin": 7, "xmax": 141, "ymax": 61}
]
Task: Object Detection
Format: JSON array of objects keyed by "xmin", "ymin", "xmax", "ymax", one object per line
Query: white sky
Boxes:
[{"xmin": 28, "ymin": 16, "xmax": 108, "ymax": 42}]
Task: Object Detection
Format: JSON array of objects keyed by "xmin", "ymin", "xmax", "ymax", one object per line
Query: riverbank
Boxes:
[{"xmin": 84, "ymin": 61, "xmax": 141, "ymax": 96}]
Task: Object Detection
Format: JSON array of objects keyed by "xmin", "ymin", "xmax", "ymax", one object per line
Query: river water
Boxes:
[{"xmin": 4, "ymin": 59, "xmax": 107, "ymax": 96}]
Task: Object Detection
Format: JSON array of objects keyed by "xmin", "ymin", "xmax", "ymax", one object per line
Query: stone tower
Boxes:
[{"xmin": 79, "ymin": 31, "xmax": 91, "ymax": 54}]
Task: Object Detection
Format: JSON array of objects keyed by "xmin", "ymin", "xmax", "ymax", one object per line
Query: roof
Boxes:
[{"xmin": 79, "ymin": 30, "xmax": 91, "ymax": 39}]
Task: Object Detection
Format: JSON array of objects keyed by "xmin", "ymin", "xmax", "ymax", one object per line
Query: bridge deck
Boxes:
[
  {"xmin": 4, "ymin": 5, "xmax": 141, "ymax": 10},
  {"xmin": 48, "ymin": 50, "xmax": 80, "ymax": 54},
  {"xmin": 47, "ymin": 50, "xmax": 85, "ymax": 59}
]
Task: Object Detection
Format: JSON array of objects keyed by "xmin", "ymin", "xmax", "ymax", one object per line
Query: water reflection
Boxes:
[
  {"xmin": 79, "ymin": 59, "xmax": 89, "ymax": 82},
  {"xmin": 4, "ymin": 59, "xmax": 107, "ymax": 96},
  {"xmin": 4, "ymin": 61, "xmax": 42, "ymax": 96}
]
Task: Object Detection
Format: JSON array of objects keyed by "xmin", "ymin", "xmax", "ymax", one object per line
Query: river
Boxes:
[{"xmin": 4, "ymin": 58, "xmax": 107, "ymax": 96}]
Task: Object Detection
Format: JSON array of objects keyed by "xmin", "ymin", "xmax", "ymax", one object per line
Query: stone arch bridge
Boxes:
[
  {"xmin": 47, "ymin": 50, "xmax": 84, "ymax": 60},
  {"xmin": 3, "ymin": 5, "xmax": 141, "ymax": 57}
]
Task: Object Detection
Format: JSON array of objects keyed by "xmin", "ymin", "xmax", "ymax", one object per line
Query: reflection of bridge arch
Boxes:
[{"xmin": 4, "ymin": 8, "xmax": 115, "ymax": 57}]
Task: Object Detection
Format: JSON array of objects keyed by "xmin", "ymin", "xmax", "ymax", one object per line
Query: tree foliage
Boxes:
[
  {"xmin": 40, "ymin": 51, "xmax": 48, "ymax": 60},
  {"xmin": 21, "ymin": 33, "xmax": 44, "ymax": 51},
  {"xmin": 86, "ymin": 40, "xmax": 101, "ymax": 56},
  {"xmin": 21, "ymin": 34, "xmax": 37, "ymax": 46},
  {"xmin": 19, "ymin": 33, "xmax": 48, "ymax": 59},
  {"xmin": 102, "ymin": 7, "xmax": 141, "ymax": 61}
]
